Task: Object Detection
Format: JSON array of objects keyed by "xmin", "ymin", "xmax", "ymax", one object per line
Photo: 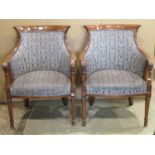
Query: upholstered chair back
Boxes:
[
  {"xmin": 85, "ymin": 26, "xmax": 147, "ymax": 77},
  {"xmin": 10, "ymin": 26, "xmax": 70, "ymax": 79}
]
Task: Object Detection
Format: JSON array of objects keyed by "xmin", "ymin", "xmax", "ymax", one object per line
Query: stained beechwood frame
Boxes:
[
  {"xmin": 2, "ymin": 25, "xmax": 77, "ymax": 128},
  {"xmin": 80, "ymin": 24, "xmax": 153, "ymax": 127}
]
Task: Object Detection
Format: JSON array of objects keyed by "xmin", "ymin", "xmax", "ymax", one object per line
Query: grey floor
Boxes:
[{"xmin": 0, "ymin": 71, "xmax": 155, "ymax": 135}]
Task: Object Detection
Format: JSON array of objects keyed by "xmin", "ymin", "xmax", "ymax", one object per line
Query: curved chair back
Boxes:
[
  {"xmin": 10, "ymin": 26, "xmax": 70, "ymax": 79},
  {"xmin": 84, "ymin": 25, "xmax": 146, "ymax": 77}
]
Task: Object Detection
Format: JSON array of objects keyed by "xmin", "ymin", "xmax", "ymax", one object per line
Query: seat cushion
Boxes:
[
  {"xmin": 86, "ymin": 70, "xmax": 147, "ymax": 95},
  {"xmin": 10, "ymin": 71, "xmax": 71, "ymax": 97}
]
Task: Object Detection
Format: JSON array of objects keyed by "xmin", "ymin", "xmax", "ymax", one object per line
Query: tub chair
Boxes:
[
  {"xmin": 2, "ymin": 25, "xmax": 76, "ymax": 128},
  {"xmin": 80, "ymin": 24, "xmax": 153, "ymax": 127}
]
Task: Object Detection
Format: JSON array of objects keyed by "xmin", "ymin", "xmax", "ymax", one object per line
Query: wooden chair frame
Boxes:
[
  {"xmin": 80, "ymin": 24, "xmax": 153, "ymax": 127},
  {"xmin": 2, "ymin": 25, "xmax": 77, "ymax": 128}
]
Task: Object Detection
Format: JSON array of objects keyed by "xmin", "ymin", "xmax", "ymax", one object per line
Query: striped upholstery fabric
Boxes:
[
  {"xmin": 86, "ymin": 70, "xmax": 147, "ymax": 95},
  {"xmin": 10, "ymin": 31, "xmax": 70, "ymax": 79},
  {"xmin": 10, "ymin": 71, "xmax": 71, "ymax": 96},
  {"xmin": 85, "ymin": 30, "xmax": 146, "ymax": 77}
]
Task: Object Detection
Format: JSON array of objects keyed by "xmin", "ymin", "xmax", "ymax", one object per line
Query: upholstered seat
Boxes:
[
  {"xmin": 10, "ymin": 71, "xmax": 71, "ymax": 97},
  {"xmin": 86, "ymin": 70, "xmax": 147, "ymax": 95}
]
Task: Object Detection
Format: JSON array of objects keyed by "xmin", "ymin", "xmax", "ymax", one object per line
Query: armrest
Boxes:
[
  {"xmin": 137, "ymin": 44, "xmax": 154, "ymax": 68},
  {"xmin": 143, "ymin": 52, "xmax": 153, "ymax": 80},
  {"xmin": 137, "ymin": 44, "xmax": 154, "ymax": 82},
  {"xmin": 2, "ymin": 41, "xmax": 19, "ymax": 84},
  {"xmin": 2, "ymin": 58, "xmax": 13, "ymax": 85},
  {"xmin": 70, "ymin": 52, "xmax": 77, "ymax": 67},
  {"xmin": 80, "ymin": 52, "xmax": 87, "ymax": 95},
  {"xmin": 2, "ymin": 41, "xmax": 19, "ymax": 70},
  {"xmin": 80, "ymin": 52, "xmax": 86, "ymax": 67},
  {"xmin": 144, "ymin": 59, "xmax": 153, "ymax": 81},
  {"xmin": 70, "ymin": 52, "xmax": 76, "ymax": 96}
]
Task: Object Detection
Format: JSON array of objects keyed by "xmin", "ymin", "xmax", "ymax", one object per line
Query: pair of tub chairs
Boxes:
[{"xmin": 2, "ymin": 25, "xmax": 153, "ymax": 128}]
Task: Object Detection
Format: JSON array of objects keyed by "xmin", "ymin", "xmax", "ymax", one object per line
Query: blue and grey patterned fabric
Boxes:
[
  {"xmin": 85, "ymin": 30, "xmax": 146, "ymax": 77},
  {"xmin": 86, "ymin": 70, "xmax": 147, "ymax": 95},
  {"xmin": 10, "ymin": 71, "xmax": 71, "ymax": 96},
  {"xmin": 10, "ymin": 31, "xmax": 70, "ymax": 79}
]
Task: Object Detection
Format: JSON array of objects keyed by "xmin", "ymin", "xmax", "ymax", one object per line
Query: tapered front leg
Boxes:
[
  {"xmin": 143, "ymin": 62, "xmax": 152, "ymax": 127},
  {"xmin": 81, "ymin": 64, "xmax": 87, "ymax": 127},
  {"xmin": 3, "ymin": 64, "xmax": 14, "ymax": 128},
  {"xmin": 144, "ymin": 95, "xmax": 150, "ymax": 127},
  {"xmin": 82, "ymin": 96, "xmax": 86, "ymax": 127},
  {"xmin": 7, "ymin": 102, "xmax": 14, "ymax": 128},
  {"xmin": 71, "ymin": 96, "xmax": 76, "ymax": 126}
]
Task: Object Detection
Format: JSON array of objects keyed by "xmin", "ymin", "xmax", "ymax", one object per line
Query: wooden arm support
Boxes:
[
  {"xmin": 2, "ymin": 63, "xmax": 13, "ymax": 101},
  {"xmin": 144, "ymin": 59, "xmax": 154, "ymax": 97},
  {"xmin": 80, "ymin": 52, "xmax": 87, "ymax": 96},
  {"xmin": 70, "ymin": 53, "xmax": 77, "ymax": 97},
  {"xmin": 81, "ymin": 65, "xmax": 87, "ymax": 96}
]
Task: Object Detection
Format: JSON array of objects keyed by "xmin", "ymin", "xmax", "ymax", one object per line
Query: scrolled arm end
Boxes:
[
  {"xmin": 146, "ymin": 54, "xmax": 154, "ymax": 69},
  {"xmin": 80, "ymin": 51, "xmax": 86, "ymax": 67},
  {"xmin": 2, "ymin": 62, "xmax": 9, "ymax": 70},
  {"xmin": 70, "ymin": 52, "xmax": 77, "ymax": 67},
  {"xmin": 145, "ymin": 55, "xmax": 154, "ymax": 75}
]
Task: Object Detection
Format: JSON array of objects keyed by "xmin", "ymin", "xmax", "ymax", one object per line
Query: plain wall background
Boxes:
[{"xmin": 0, "ymin": 19, "xmax": 155, "ymax": 103}]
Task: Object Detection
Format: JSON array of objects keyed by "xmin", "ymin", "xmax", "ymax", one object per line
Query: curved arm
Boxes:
[
  {"xmin": 134, "ymin": 31, "xmax": 153, "ymax": 69},
  {"xmin": 2, "ymin": 40, "xmax": 19, "ymax": 70},
  {"xmin": 2, "ymin": 40, "xmax": 20, "ymax": 85},
  {"xmin": 136, "ymin": 45, "xmax": 153, "ymax": 96},
  {"xmin": 136, "ymin": 43, "xmax": 154, "ymax": 68},
  {"xmin": 80, "ymin": 26, "xmax": 90, "ymax": 67},
  {"xmin": 64, "ymin": 26, "xmax": 76, "ymax": 68},
  {"xmin": 144, "ymin": 54, "xmax": 153, "ymax": 68},
  {"xmin": 2, "ymin": 42, "xmax": 20, "ymax": 100}
]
